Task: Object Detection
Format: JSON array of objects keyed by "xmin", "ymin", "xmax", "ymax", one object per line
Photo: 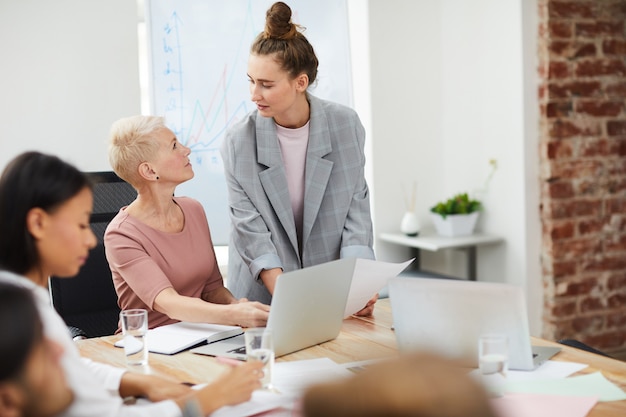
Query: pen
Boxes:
[{"xmin": 216, "ymin": 356, "xmax": 245, "ymax": 366}]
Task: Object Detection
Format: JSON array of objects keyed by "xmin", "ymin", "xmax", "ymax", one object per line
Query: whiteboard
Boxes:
[{"xmin": 147, "ymin": 0, "xmax": 353, "ymax": 245}]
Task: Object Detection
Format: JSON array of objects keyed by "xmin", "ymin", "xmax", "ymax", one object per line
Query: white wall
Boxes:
[
  {"xmin": 368, "ymin": 0, "xmax": 444, "ymax": 266},
  {"xmin": 368, "ymin": 0, "xmax": 542, "ymax": 334},
  {"xmin": 0, "ymin": 0, "xmax": 141, "ymax": 172},
  {"xmin": 521, "ymin": 0, "xmax": 542, "ymax": 339},
  {"xmin": 439, "ymin": 0, "xmax": 524, "ymax": 283}
]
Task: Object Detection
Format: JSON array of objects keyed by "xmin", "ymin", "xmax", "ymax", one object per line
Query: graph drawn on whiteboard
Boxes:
[{"xmin": 147, "ymin": 0, "xmax": 352, "ymax": 245}]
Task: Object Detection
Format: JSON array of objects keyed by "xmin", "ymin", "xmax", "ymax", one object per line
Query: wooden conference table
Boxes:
[{"xmin": 78, "ymin": 299, "xmax": 626, "ymax": 416}]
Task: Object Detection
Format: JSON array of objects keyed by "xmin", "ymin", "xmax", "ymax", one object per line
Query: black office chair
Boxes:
[{"xmin": 49, "ymin": 172, "xmax": 137, "ymax": 338}]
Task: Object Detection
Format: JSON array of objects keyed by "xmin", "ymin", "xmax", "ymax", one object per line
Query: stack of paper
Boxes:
[
  {"xmin": 472, "ymin": 361, "xmax": 626, "ymax": 417},
  {"xmin": 212, "ymin": 358, "xmax": 353, "ymax": 417}
]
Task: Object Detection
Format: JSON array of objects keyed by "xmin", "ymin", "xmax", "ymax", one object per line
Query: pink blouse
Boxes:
[{"xmin": 104, "ymin": 197, "xmax": 223, "ymax": 330}]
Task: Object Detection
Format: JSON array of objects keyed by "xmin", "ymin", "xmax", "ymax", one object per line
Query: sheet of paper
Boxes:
[
  {"xmin": 490, "ymin": 393, "xmax": 597, "ymax": 417},
  {"xmin": 212, "ymin": 358, "xmax": 353, "ymax": 417},
  {"xmin": 501, "ymin": 372, "xmax": 626, "ymax": 402},
  {"xmin": 469, "ymin": 360, "xmax": 588, "ymax": 382},
  {"xmin": 506, "ymin": 360, "xmax": 588, "ymax": 382},
  {"xmin": 211, "ymin": 390, "xmax": 293, "ymax": 417},
  {"xmin": 341, "ymin": 357, "xmax": 390, "ymax": 373},
  {"xmin": 273, "ymin": 357, "xmax": 353, "ymax": 396},
  {"xmin": 138, "ymin": 389, "xmax": 292, "ymax": 417},
  {"xmin": 344, "ymin": 258, "xmax": 413, "ymax": 317}
]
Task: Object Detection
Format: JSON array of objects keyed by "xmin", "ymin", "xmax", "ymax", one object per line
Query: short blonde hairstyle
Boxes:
[{"xmin": 108, "ymin": 115, "xmax": 166, "ymax": 187}]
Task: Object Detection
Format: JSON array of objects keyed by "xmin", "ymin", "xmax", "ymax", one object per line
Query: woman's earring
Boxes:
[{"xmin": 156, "ymin": 176, "xmax": 159, "ymax": 180}]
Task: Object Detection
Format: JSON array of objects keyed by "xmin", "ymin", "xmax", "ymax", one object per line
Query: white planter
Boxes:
[{"xmin": 431, "ymin": 211, "xmax": 480, "ymax": 237}]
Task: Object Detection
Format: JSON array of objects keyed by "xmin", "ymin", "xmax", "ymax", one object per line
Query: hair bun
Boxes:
[{"xmin": 264, "ymin": 2, "xmax": 298, "ymax": 40}]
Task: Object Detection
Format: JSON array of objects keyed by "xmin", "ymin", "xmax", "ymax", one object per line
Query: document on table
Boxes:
[
  {"xmin": 501, "ymin": 372, "xmax": 626, "ymax": 402},
  {"xmin": 344, "ymin": 258, "xmax": 413, "ymax": 317},
  {"xmin": 504, "ymin": 360, "xmax": 588, "ymax": 382},
  {"xmin": 273, "ymin": 357, "xmax": 353, "ymax": 396},
  {"xmin": 490, "ymin": 393, "xmax": 598, "ymax": 417},
  {"xmin": 469, "ymin": 360, "xmax": 588, "ymax": 382},
  {"xmin": 211, "ymin": 358, "xmax": 354, "ymax": 417},
  {"xmin": 212, "ymin": 390, "xmax": 293, "ymax": 417}
]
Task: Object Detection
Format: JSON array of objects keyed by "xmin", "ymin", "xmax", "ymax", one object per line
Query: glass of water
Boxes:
[
  {"xmin": 478, "ymin": 333, "xmax": 508, "ymax": 377},
  {"xmin": 120, "ymin": 309, "xmax": 148, "ymax": 366},
  {"xmin": 244, "ymin": 327, "xmax": 274, "ymax": 389}
]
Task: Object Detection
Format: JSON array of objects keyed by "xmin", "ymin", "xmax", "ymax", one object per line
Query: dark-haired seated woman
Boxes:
[{"xmin": 0, "ymin": 151, "xmax": 262, "ymax": 417}]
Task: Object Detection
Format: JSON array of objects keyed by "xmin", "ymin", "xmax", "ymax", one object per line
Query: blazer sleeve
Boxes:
[
  {"xmin": 340, "ymin": 116, "xmax": 375, "ymax": 260},
  {"xmin": 220, "ymin": 127, "xmax": 283, "ymax": 279}
]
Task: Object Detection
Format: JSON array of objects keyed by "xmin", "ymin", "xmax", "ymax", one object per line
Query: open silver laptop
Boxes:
[
  {"xmin": 388, "ymin": 277, "xmax": 560, "ymax": 371},
  {"xmin": 192, "ymin": 257, "xmax": 356, "ymax": 360}
]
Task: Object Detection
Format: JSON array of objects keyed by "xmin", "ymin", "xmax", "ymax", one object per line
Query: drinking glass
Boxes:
[
  {"xmin": 120, "ymin": 309, "xmax": 148, "ymax": 366},
  {"xmin": 478, "ymin": 333, "xmax": 508, "ymax": 377},
  {"xmin": 244, "ymin": 327, "xmax": 274, "ymax": 389}
]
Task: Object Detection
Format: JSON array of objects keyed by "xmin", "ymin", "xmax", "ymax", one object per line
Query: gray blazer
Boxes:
[{"xmin": 221, "ymin": 94, "xmax": 375, "ymax": 304}]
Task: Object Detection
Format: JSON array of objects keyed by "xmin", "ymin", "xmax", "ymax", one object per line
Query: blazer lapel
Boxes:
[
  {"xmin": 302, "ymin": 96, "xmax": 333, "ymax": 247},
  {"xmin": 257, "ymin": 117, "xmax": 300, "ymax": 254}
]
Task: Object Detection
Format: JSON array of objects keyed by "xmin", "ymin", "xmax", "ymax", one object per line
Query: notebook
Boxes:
[
  {"xmin": 192, "ymin": 257, "xmax": 357, "ymax": 359},
  {"xmin": 388, "ymin": 277, "xmax": 560, "ymax": 371},
  {"xmin": 115, "ymin": 321, "xmax": 243, "ymax": 355}
]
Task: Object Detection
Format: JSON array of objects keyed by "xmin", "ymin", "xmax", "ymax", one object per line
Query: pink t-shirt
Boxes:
[{"xmin": 104, "ymin": 197, "xmax": 223, "ymax": 330}]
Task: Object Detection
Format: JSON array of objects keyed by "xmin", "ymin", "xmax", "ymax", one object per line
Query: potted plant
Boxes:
[{"xmin": 430, "ymin": 193, "xmax": 482, "ymax": 237}]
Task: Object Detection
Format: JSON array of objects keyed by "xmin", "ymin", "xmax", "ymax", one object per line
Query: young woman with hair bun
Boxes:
[{"xmin": 221, "ymin": 2, "xmax": 377, "ymax": 314}]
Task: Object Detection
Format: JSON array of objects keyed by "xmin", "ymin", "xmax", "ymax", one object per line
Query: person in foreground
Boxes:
[
  {"xmin": 0, "ymin": 151, "xmax": 263, "ymax": 417},
  {"xmin": 106, "ymin": 115, "xmax": 270, "ymax": 330},
  {"xmin": 302, "ymin": 352, "xmax": 497, "ymax": 417},
  {"xmin": 0, "ymin": 282, "xmax": 73, "ymax": 417},
  {"xmin": 221, "ymin": 1, "xmax": 377, "ymax": 313}
]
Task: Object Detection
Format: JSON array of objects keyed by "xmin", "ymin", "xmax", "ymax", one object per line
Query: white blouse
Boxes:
[{"xmin": 0, "ymin": 271, "xmax": 181, "ymax": 417}]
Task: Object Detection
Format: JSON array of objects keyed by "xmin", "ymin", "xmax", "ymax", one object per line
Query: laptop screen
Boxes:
[{"xmin": 388, "ymin": 277, "xmax": 537, "ymax": 370}]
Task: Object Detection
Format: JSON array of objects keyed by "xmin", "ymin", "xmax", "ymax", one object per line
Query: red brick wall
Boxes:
[{"xmin": 538, "ymin": 0, "xmax": 626, "ymax": 352}]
